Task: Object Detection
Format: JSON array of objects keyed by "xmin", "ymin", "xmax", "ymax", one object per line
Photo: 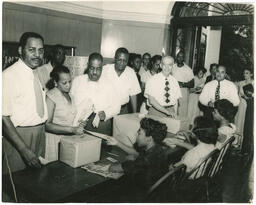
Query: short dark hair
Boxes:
[
  {"xmin": 52, "ymin": 44, "xmax": 65, "ymax": 55},
  {"xmin": 142, "ymin": 53, "xmax": 151, "ymax": 59},
  {"xmin": 140, "ymin": 118, "xmax": 167, "ymax": 144},
  {"xmin": 210, "ymin": 63, "xmax": 218, "ymax": 72},
  {"xmin": 19, "ymin": 32, "xmax": 44, "ymax": 49},
  {"xmin": 214, "ymin": 99, "xmax": 238, "ymax": 123},
  {"xmin": 194, "ymin": 66, "xmax": 207, "ymax": 75},
  {"xmin": 88, "ymin": 52, "xmax": 103, "ymax": 63},
  {"xmin": 192, "ymin": 116, "xmax": 218, "ymax": 145},
  {"xmin": 114, "ymin": 47, "xmax": 129, "ymax": 59},
  {"xmin": 149, "ymin": 55, "xmax": 162, "ymax": 71},
  {"xmin": 46, "ymin": 65, "xmax": 70, "ymax": 90}
]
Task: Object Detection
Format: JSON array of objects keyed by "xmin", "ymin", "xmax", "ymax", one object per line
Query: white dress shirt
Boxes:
[
  {"xmin": 140, "ymin": 70, "xmax": 153, "ymax": 84},
  {"xmin": 144, "ymin": 72, "xmax": 182, "ymax": 106},
  {"xmin": 172, "ymin": 63, "xmax": 194, "ymax": 83},
  {"xmin": 102, "ymin": 64, "xmax": 141, "ymax": 105},
  {"xmin": 2, "ymin": 59, "xmax": 48, "ymax": 127},
  {"xmin": 199, "ymin": 79, "xmax": 240, "ymax": 106},
  {"xmin": 70, "ymin": 74, "xmax": 121, "ymax": 120},
  {"xmin": 138, "ymin": 64, "xmax": 148, "ymax": 77}
]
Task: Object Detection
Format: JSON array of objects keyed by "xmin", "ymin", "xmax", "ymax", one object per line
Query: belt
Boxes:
[{"xmin": 17, "ymin": 122, "xmax": 45, "ymax": 128}]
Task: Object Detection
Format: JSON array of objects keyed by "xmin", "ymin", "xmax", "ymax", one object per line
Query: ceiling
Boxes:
[{"xmin": 10, "ymin": 0, "xmax": 175, "ymax": 24}]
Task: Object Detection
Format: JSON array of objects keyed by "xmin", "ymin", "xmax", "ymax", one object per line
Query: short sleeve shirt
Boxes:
[
  {"xmin": 102, "ymin": 64, "xmax": 141, "ymax": 105},
  {"xmin": 144, "ymin": 72, "xmax": 182, "ymax": 106},
  {"xmin": 172, "ymin": 63, "xmax": 194, "ymax": 83}
]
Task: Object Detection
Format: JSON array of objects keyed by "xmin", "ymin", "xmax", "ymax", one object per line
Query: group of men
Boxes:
[{"xmin": 2, "ymin": 31, "xmax": 240, "ymax": 174}]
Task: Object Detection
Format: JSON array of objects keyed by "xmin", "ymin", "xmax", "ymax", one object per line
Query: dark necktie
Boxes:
[
  {"xmin": 215, "ymin": 81, "xmax": 220, "ymax": 101},
  {"xmin": 165, "ymin": 78, "xmax": 170, "ymax": 103}
]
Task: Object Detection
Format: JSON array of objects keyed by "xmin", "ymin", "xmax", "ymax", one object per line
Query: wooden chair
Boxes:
[
  {"xmin": 146, "ymin": 164, "xmax": 186, "ymax": 202},
  {"xmin": 208, "ymin": 136, "xmax": 235, "ymax": 178},
  {"xmin": 181, "ymin": 149, "xmax": 220, "ymax": 202},
  {"xmin": 206, "ymin": 136, "xmax": 235, "ymax": 201}
]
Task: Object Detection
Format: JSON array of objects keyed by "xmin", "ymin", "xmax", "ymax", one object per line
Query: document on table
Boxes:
[{"xmin": 81, "ymin": 162, "xmax": 123, "ymax": 179}]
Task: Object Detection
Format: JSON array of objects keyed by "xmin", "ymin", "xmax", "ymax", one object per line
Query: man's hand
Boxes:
[
  {"xmin": 106, "ymin": 136, "xmax": 118, "ymax": 146},
  {"xmin": 208, "ymin": 100, "xmax": 214, "ymax": 108},
  {"xmin": 20, "ymin": 147, "xmax": 41, "ymax": 168},
  {"xmin": 98, "ymin": 111, "xmax": 106, "ymax": 121}
]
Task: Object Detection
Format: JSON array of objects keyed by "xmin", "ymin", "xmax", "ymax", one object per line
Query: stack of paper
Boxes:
[{"xmin": 81, "ymin": 162, "xmax": 123, "ymax": 179}]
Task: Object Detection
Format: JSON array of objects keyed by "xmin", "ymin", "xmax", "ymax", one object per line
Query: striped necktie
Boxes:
[
  {"xmin": 215, "ymin": 81, "xmax": 221, "ymax": 101},
  {"xmin": 165, "ymin": 78, "xmax": 170, "ymax": 103},
  {"xmin": 33, "ymin": 70, "xmax": 44, "ymax": 118}
]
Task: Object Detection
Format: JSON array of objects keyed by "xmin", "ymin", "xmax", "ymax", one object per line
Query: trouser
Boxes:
[
  {"xmin": 85, "ymin": 113, "xmax": 113, "ymax": 136},
  {"xmin": 2, "ymin": 124, "xmax": 46, "ymax": 174},
  {"xmin": 177, "ymin": 88, "xmax": 189, "ymax": 118}
]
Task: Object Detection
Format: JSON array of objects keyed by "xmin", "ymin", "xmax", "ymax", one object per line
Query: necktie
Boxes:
[
  {"xmin": 215, "ymin": 81, "xmax": 220, "ymax": 101},
  {"xmin": 165, "ymin": 78, "xmax": 170, "ymax": 103},
  {"xmin": 33, "ymin": 70, "xmax": 44, "ymax": 118}
]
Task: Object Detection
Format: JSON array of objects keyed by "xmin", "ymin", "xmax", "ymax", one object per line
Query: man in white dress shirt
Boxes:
[
  {"xmin": 102, "ymin": 47, "xmax": 141, "ymax": 114},
  {"xmin": 172, "ymin": 51, "xmax": 194, "ymax": 119},
  {"xmin": 138, "ymin": 52, "xmax": 151, "ymax": 77},
  {"xmin": 199, "ymin": 65, "xmax": 240, "ymax": 118},
  {"xmin": 2, "ymin": 32, "xmax": 48, "ymax": 173},
  {"xmin": 36, "ymin": 44, "xmax": 66, "ymax": 90},
  {"xmin": 70, "ymin": 53, "xmax": 121, "ymax": 135},
  {"xmin": 144, "ymin": 56, "xmax": 182, "ymax": 117}
]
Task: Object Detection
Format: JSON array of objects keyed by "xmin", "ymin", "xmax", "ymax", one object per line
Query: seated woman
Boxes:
[
  {"xmin": 45, "ymin": 65, "xmax": 86, "ymax": 162},
  {"xmin": 167, "ymin": 116, "xmax": 218, "ymax": 177},
  {"xmin": 212, "ymin": 99, "xmax": 238, "ymax": 149},
  {"xmin": 107, "ymin": 118, "xmax": 168, "ymax": 192}
]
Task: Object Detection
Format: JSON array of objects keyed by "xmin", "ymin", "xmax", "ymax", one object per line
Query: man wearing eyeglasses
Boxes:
[
  {"xmin": 70, "ymin": 53, "xmax": 120, "ymax": 135},
  {"xmin": 144, "ymin": 56, "xmax": 182, "ymax": 118}
]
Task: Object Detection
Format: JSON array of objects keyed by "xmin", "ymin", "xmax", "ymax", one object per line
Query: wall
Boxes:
[
  {"xmin": 2, "ymin": 3, "xmax": 102, "ymax": 56},
  {"xmin": 101, "ymin": 19, "xmax": 170, "ymax": 58}
]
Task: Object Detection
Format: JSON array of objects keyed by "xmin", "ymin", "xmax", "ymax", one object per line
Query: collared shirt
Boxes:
[
  {"xmin": 122, "ymin": 144, "xmax": 168, "ymax": 188},
  {"xmin": 70, "ymin": 74, "xmax": 121, "ymax": 120},
  {"xmin": 199, "ymin": 79, "xmax": 240, "ymax": 106},
  {"xmin": 138, "ymin": 64, "xmax": 148, "ymax": 77},
  {"xmin": 182, "ymin": 143, "xmax": 215, "ymax": 177},
  {"xmin": 172, "ymin": 63, "xmax": 194, "ymax": 83},
  {"xmin": 102, "ymin": 64, "xmax": 141, "ymax": 105},
  {"xmin": 140, "ymin": 70, "xmax": 153, "ymax": 84},
  {"xmin": 144, "ymin": 72, "xmax": 182, "ymax": 106},
  {"xmin": 2, "ymin": 59, "xmax": 48, "ymax": 127},
  {"xmin": 36, "ymin": 62, "xmax": 53, "ymax": 91}
]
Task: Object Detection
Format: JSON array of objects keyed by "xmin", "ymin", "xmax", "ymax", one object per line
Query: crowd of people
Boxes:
[{"xmin": 2, "ymin": 31, "xmax": 254, "ymax": 201}]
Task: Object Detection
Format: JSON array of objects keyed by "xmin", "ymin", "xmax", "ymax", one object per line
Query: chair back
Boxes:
[
  {"xmin": 186, "ymin": 149, "xmax": 219, "ymax": 180},
  {"xmin": 208, "ymin": 136, "xmax": 235, "ymax": 178},
  {"xmin": 147, "ymin": 164, "xmax": 186, "ymax": 202}
]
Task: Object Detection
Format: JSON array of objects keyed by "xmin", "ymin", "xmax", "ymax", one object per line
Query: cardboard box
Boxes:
[{"xmin": 59, "ymin": 134, "xmax": 102, "ymax": 168}]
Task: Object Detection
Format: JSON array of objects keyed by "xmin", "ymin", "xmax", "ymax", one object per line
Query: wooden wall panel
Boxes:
[{"xmin": 3, "ymin": 3, "xmax": 102, "ymax": 56}]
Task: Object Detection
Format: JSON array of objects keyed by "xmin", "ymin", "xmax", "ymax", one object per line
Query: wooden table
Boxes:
[{"xmin": 2, "ymin": 145, "xmax": 186, "ymax": 203}]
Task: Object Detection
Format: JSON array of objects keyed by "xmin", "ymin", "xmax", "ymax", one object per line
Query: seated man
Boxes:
[
  {"xmin": 70, "ymin": 53, "xmax": 121, "ymax": 135},
  {"xmin": 144, "ymin": 56, "xmax": 182, "ymax": 117},
  {"xmin": 108, "ymin": 118, "xmax": 168, "ymax": 193}
]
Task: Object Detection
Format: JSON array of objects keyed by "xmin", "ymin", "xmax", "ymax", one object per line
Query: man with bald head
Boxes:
[
  {"xmin": 144, "ymin": 56, "xmax": 181, "ymax": 117},
  {"xmin": 172, "ymin": 51, "xmax": 194, "ymax": 118}
]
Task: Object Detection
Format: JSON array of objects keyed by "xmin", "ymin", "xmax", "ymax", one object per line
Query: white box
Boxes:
[{"xmin": 59, "ymin": 134, "xmax": 102, "ymax": 168}]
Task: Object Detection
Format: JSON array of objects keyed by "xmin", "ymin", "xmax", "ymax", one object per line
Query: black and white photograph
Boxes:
[{"xmin": 1, "ymin": 0, "xmax": 254, "ymax": 203}]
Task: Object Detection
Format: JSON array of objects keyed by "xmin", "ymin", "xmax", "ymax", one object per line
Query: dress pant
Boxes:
[{"xmin": 2, "ymin": 124, "xmax": 46, "ymax": 174}]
